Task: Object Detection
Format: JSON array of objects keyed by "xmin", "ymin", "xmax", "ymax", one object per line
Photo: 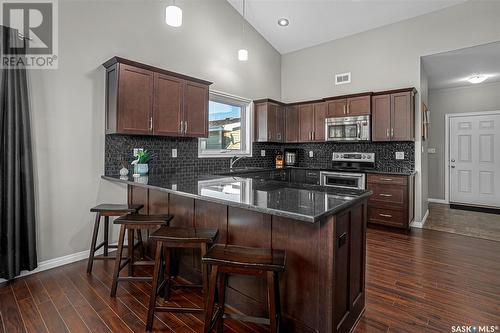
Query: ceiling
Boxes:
[
  {"xmin": 422, "ymin": 42, "xmax": 500, "ymax": 90},
  {"xmin": 227, "ymin": 0, "xmax": 465, "ymax": 54}
]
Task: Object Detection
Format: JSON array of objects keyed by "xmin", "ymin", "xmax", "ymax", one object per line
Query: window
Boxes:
[{"xmin": 198, "ymin": 91, "xmax": 252, "ymax": 157}]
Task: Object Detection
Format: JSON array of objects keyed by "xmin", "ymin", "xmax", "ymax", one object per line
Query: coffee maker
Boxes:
[{"xmin": 284, "ymin": 149, "xmax": 298, "ymax": 166}]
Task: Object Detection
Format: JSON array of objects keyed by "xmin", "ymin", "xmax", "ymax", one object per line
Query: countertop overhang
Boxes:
[{"xmin": 102, "ymin": 174, "xmax": 372, "ymax": 223}]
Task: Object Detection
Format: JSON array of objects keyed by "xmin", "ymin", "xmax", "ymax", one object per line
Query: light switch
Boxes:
[
  {"xmin": 172, "ymin": 148, "xmax": 177, "ymax": 158},
  {"xmin": 261, "ymin": 150, "xmax": 266, "ymax": 157},
  {"xmin": 395, "ymin": 152, "xmax": 405, "ymax": 160},
  {"xmin": 309, "ymin": 151, "xmax": 314, "ymax": 158}
]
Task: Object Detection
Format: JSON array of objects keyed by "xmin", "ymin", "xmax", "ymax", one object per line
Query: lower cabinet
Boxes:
[{"xmin": 367, "ymin": 173, "xmax": 414, "ymax": 229}]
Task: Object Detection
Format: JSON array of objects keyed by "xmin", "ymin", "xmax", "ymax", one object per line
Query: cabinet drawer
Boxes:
[
  {"xmin": 368, "ymin": 207, "xmax": 406, "ymax": 228},
  {"xmin": 368, "ymin": 184, "xmax": 405, "ymax": 205},
  {"xmin": 367, "ymin": 174, "xmax": 407, "ymax": 186}
]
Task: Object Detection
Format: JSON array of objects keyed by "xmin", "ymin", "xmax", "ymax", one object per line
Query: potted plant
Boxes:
[{"xmin": 131, "ymin": 150, "xmax": 151, "ymax": 175}]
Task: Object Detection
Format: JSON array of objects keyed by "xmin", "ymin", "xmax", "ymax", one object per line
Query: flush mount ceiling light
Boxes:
[
  {"xmin": 165, "ymin": 1, "xmax": 182, "ymax": 27},
  {"xmin": 467, "ymin": 74, "xmax": 488, "ymax": 84},
  {"xmin": 278, "ymin": 18, "xmax": 289, "ymax": 27}
]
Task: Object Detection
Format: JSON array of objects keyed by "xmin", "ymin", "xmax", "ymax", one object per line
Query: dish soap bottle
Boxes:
[{"xmin": 275, "ymin": 153, "xmax": 284, "ymax": 169}]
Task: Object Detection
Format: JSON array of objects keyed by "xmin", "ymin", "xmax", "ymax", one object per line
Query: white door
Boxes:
[{"xmin": 449, "ymin": 113, "xmax": 500, "ymax": 207}]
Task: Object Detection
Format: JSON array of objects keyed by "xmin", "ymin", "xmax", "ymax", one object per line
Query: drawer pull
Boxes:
[
  {"xmin": 379, "ymin": 194, "xmax": 393, "ymax": 197},
  {"xmin": 379, "ymin": 213, "xmax": 392, "ymax": 218},
  {"xmin": 381, "ymin": 178, "xmax": 393, "ymax": 181}
]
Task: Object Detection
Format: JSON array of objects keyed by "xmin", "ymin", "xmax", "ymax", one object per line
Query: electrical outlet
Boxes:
[
  {"xmin": 172, "ymin": 184, "xmax": 177, "ymax": 190},
  {"xmin": 309, "ymin": 151, "xmax": 314, "ymax": 158},
  {"xmin": 133, "ymin": 148, "xmax": 143, "ymax": 157},
  {"xmin": 172, "ymin": 148, "xmax": 177, "ymax": 158},
  {"xmin": 395, "ymin": 152, "xmax": 405, "ymax": 160},
  {"xmin": 428, "ymin": 148, "xmax": 437, "ymax": 154},
  {"xmin": 261, "ymin": 150, "xmax": 266, "ymax": 157}
]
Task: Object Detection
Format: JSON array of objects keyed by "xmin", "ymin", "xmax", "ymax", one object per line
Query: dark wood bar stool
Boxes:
[
  {"xmin": 87, "ymin": 203, "xmax": 143, "ymax": 274},
  {"xmin": 202, "ymin": 245, "xmax": 286, "ymax": 333},
  {"xmin": 110, "ymin": 214, "xmax": 174, "ymax": 297},
  {"xmin": 146, "ymin": 226, "xmax": 219, "ymax": 332}
]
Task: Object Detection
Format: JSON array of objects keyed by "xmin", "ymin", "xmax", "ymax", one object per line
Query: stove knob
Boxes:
[{"xmin": 334, "ymin": 154, "xmax": 340, "ymax": 159}]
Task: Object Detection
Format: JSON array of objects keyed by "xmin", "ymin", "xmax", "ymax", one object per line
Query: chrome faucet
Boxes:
[{"xmin": 230, "ymin": 155, "xmax": 246, "ymax": 170}]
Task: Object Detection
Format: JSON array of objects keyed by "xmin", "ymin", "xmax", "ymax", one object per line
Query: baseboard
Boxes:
[
  {"xmin": 410, "ymin": 209, "xmax": 429, "ymax": 228},
  {"xmin": 428, "ymin": 198, "xmax": 448, "ymax": 204},
  {"xmin": 0, "ymin": 242, "xmax": 120, "ymax": 283}
]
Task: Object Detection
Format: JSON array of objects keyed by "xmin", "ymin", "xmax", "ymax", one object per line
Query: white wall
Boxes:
[
  {"xmin": 281, "ymin": 0, "xmax": 500, "ymax": 221},
  {"xmin": 29, "ymin": 0, "xmax": 281, "ymax": 261},
  {"xmin": 428, "ymin": 81, "xmax": 500, "ymax": 200}
]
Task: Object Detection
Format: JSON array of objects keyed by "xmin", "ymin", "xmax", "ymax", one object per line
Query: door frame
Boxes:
[{"xmin": 445, "ymin": 110, "xmax": 500, "ymax": 203}]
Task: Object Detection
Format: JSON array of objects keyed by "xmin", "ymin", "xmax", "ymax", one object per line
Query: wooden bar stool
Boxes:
[
  {"xmin": 202, "ymin": 245, "xmax": 286, "ymax": 333},
  {"xmin": 146, "ymin": 226, "xmax": 219, "ymax": 331},
  {"xmin": 87, "ymin": 203, "xmax": 143, "ymax": 274},
  {"xmin": 110, "ymin": 214, "xmax": 174, "ymax": 297}
]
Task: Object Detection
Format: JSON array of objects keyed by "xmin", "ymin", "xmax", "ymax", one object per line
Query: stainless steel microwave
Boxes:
[{"xmin": 325, "ymin": 115, "xmax": 371, "ymax": 141}]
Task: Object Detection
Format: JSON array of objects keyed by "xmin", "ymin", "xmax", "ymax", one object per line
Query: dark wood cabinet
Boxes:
[
  {"xmin": 254, "ymin": 100, "xmax": 285, "ymax": 142},
  {"xmin": 116, "ymin": 64, "xmax": 154, "ymax": 134},
  {"xmin": 104, "ymin": 57, "xmax": 211, "ymax": 137},
  {"xmin": 367, "ymin": 173, "xmax": 414, "ymax": 229},
  {"xmin": 326, "ymin": 94, "xmax": 371, "ymax": 118},
  {"xmin": 298, "ymin": 102, "xmax": 325, "ymax": 142},
  {"xmin": 154, "ymin": 73, "xmax": 183, "ymax": 136},
  {"xmin": 183, "ymin": 81, "xmax": 209, "ymax": 137},
  {"xmin": 285, "ymin": 105, "xmax": 299, "ymax": 142},
  {"xmin": 372, "ymin": 88, "xmax": 415, "ymax": 142}
]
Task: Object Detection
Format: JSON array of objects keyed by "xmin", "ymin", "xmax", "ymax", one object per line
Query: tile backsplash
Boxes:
[{"xmin": 105, "ymin": 134, "xmax": 414, "ymax": 175}]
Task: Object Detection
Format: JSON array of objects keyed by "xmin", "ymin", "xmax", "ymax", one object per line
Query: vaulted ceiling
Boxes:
[{"xmin": 227, "ymin": 0, "xmax": 466, "ymax": 54}]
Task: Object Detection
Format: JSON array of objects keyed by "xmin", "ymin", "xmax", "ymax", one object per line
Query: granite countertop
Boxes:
[
  {"xmin": 222, "ymin": 166, "xmax": 416, "ymax": 176},
  {"xmin": 102, "ymin": 173, "xmax": 372, "ymax": 223}
]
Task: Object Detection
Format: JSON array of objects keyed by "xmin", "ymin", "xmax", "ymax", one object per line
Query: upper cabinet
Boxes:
[
  {"xmin": 285, "ymin": 105, "xmax": 299, "ymax": 142},
  {"xmin": 103, "ymin": 57, "xmax": 211, "ymax": 137},
  {"xmin": 298, "ymin": 102, "xmax": 325, "ymax": 142},
  {"xmin": 254, "ymin": 100, "xmax": 285, "ymax": 142},
  {"xmin": 372, "ymin": 88, "xmax": 416, "ymax": 142},
  {"xmin": 326, "ymin": 94, "xmax": 371, "ymax": 118}
]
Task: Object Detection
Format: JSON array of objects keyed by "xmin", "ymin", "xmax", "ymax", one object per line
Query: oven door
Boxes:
[
  {"xmin": 320, "ymin": 172, "xmax": 366, "ymax": 190},
  {"xmin": 325, "ymin": 119, "xmax": 360, "ymax": 141}
]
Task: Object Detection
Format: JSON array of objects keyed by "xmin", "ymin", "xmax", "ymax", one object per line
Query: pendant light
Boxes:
[
  {"xmin": 165, "ymin": 0, "xmax": 182, "ymax": 27},
  {"xmin": 238, "ymin": 0, "xmax": 248, "ymax": 61}
]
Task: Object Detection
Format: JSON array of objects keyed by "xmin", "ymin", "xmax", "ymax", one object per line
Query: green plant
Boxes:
[{"xmin": 135, "ymin": 150, "xmax": 151, "ymax": 164}]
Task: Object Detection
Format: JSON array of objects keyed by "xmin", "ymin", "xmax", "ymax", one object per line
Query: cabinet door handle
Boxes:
[
  {"xmin": 347, "ymin": 103, "xmax": 350, "ymax": 114},
  {"xmin": 379, "ymin": 213, "xmax": 392, "ymax": 218},
  {"xmin": 391, "ymin": 128, "xmax": 394, "ymax": 137},
  {"xmin": 386, "ymin": 128, "xmax": 390, "ymax": 138},
  {"xmin": 179, "ymin": 121, "xmax": 183, "ymax": 134},
  {"xmin": 343, "ymin": 105, "xmax": 346, "ymax": 115},
  {"xmin": 379, "ymin": 194, "xmax": 393, "ymax": 197},
  {"xmin": 312, "ymin": 131, "xmax": 315, "ymax": 140},
  {"xmin": 150, "ymin": 117, "xmax": 153, "ymax": 131},
  {"xmin": 184, "ymin": 121, "xmax": 188, "ymax": 134}
]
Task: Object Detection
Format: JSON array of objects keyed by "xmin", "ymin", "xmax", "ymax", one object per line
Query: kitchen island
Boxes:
[{"xmin": 103, "ymin": 172, "xmax": 371, "ymax": 333}]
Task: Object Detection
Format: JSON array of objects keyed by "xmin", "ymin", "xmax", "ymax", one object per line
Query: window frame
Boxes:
[{"xmin": 198, "ymin": 90, "xmax": 253, "ymax": 158}]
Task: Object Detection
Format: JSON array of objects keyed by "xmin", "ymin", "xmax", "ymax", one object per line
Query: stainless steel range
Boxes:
[{"xmin": 320, "ymin": 152, "xmax": 375, "ymax": 190}]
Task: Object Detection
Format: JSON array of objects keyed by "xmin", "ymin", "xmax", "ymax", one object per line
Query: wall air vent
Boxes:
[{"xmin": 335, "ymin": 72, "xmax": 351, "ymax": 85}]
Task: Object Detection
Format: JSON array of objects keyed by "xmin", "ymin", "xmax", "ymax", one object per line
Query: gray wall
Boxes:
[
  {"xmin": 428, "ymin": 81, "xmax": 500, "ymax": 200},
  {"xmin": 281, "ymin": 0, "xmax": 500, "ymax": 221},
  {"xmin": 28, "ymin": 0, "xmax": 281, "ymax": 261}
]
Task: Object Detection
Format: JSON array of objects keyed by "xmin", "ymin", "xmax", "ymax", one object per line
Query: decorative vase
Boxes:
[
  {"xmin": 135, "ymin": 163, "xmax": 149, "ymax": 175},
  {"xmin": 119, "ymin": 166, "xmax": 129, "ymax": 176}
]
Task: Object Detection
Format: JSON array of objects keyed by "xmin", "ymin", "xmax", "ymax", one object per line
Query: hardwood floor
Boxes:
[
  {"xmin": 424, "ymin": 203, "xmax": 500, "ymax": 242},
  {"xmin": 1, "ymin": 227, "xmax": 500, "ymax": 333}
]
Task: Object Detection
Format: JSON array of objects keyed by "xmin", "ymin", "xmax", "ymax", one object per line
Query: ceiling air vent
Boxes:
[{"xmin": 335, "ymin": 72, "xmax": 351, "ymax": 85}]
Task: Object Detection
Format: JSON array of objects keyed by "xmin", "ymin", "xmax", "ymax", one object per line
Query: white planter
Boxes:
[{"xmin": 135, "ymin": 163, "xmax": 149, "ymax": 175}]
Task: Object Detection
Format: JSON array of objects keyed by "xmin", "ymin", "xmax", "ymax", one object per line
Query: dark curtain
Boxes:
[{"xmin": 0, "ymin": 26, "xmax": 37, "ymax": 280}]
